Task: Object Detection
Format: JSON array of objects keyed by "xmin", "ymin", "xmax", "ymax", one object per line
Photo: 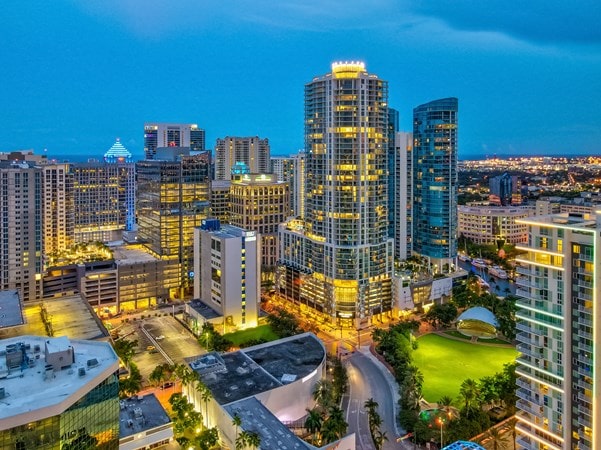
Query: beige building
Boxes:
[
  {"xmin": 194, "ymin": 220, "xmax": 260, "ymax": 330},
  {"xmin": 458, "ymin": 205, "xmax": 532, "ymax": 245},
  {"xmin": 209, "ymin": 180, "xmax": 231, "ymax": 224},
  {"xmin": 42, "ymin": 164, "xmax": 74, "ymax": 256},
  {"xmin": 229, "ymin": 173, "xmax": 289, "ymax": 269},
  {"xmin": 0, "ymin": 161, "xmax": 43, "ymax": 302},
  {"xmin": 214, "ymin": 136, "xmax": 270, "ymax": 180}
]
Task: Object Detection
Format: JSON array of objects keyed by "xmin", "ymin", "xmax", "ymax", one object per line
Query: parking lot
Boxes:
[{"xmin": 113, "ymin": 314, "xmax": 205, "ymax": 386}]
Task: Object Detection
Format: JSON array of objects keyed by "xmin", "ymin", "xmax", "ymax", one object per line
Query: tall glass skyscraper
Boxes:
[
  {"xmin": 412, "ymin": 98, "xmax": 458, "ymax": 271},
  {"xmin": 278, "ymin": 62, "xmax": 393, "ymax": 327}
]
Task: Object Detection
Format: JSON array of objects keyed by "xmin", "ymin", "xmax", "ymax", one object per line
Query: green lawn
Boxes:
[
  {"xmin": 413, "ymin": 334, "xmax": 517, "ymax": 404},
  {"xmin": 223, "ymin": 324, "xmax": 279, "ymax": 346}
]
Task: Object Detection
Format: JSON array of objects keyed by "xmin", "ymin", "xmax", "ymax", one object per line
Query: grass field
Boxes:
[
  {"xmin": 413, "ymin": 333, "xmax": 517, "ymax": 404},
  {"xmin": 223, "ymin": 324, "xmax": 279, "ymax": 346}
]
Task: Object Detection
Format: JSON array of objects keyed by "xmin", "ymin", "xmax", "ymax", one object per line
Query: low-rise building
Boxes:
[
  {"xmin": 0, "ymin": 335, "xmax": 119, "ymax": 449},
  {"xmin": 118, "ymin": 394, "xmax": 173, "ymax": 450},
  {"xmin": 458, "ymin": 205, "xmax": 532, "ymax": 245},
  {"xmin": 184, "ymin": 333, "xmax": 354, "ymax": 449}
]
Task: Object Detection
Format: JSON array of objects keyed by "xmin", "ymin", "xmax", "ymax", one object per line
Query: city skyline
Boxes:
[{"xmin": 2, "ymin": 2, "xmax": 600, "ymax": 160}]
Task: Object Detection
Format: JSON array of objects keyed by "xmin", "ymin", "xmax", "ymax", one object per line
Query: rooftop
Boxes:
[
  {"xmin": 187, "ymin": 333, "xmax": 325, "ymax": 405},
  {"xmin": 0, "ymin": 335, "xmax": 118, "ymax": 428},
  {"xmin": 0, "ymin": 294, "xmax": 109, "ymax": 341},
  {"xmin": 111, "ymin": 245, "xmax": 160, "ymax": 265},
  {"xmin": 187, "ymin": 300, "xmax": 222, "ymax": 320},
  {"xmin": 0, "ymin": 290, "xmax": 24, "ymax": 329},
  {"xmin": 119, "ymin": 393, "xmax": 172, "ymax": 439},
  {"xmin": 225, "ymin": 398, "xmax": 310, "ymax": 450}
]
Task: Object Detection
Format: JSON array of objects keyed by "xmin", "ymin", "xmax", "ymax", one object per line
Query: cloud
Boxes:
[
  {"xmin": 409, "ymin": 0, "xmax": 601, "ymax": 46},
  {"xmin": 74, "ymin": 0, "xmax": 601, "ymax": 50}
]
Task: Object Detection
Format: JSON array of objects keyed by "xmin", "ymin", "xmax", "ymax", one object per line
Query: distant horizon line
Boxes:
[{"xmin": 3, "ymin": 149, "xmax": 600, "ymax": 163}]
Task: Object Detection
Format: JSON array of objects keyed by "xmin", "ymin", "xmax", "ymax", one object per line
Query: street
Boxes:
[{"xmin": 346, "ymin": 349, "xmax": 410, "ymax": 450}]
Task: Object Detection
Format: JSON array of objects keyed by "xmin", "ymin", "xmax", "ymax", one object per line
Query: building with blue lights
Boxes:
[{"xmin": 412, "ymin": 97, "xmax": 458, "ymax": 272}]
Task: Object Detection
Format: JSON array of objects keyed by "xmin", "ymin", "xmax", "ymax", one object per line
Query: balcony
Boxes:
[{"xmin": 517, "ymin": 398, "xmax": 543, "ymax": 416}]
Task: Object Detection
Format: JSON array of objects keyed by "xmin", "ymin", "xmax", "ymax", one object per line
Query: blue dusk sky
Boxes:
[{"xmin": 1, "ymin": 1, "xmax": 600, "ymax": 161}]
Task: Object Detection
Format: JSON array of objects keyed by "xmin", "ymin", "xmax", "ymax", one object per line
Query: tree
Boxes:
[
  {"xmin": 505, "ymin": 416, "xmax": 518, "ymax": 450},
  {"xmin": 331, "ymin": 357, "xmax": 349, "ymax": 403},
  {"xmin": 483, "ymin": 426, "xmax": 505, "ymax": 450},
  {"xmin": 149, "ymin": 364, "xmax": 168, "ymax": 388},
  {"xmin": 194, "ymin": 427, "xmax": 219, "ymax": 450},
  {"xmin": 321, "ymin": 406, "xmax": 348, "ymax": 443},
  {"xmin": 232, "ymin": 413, "xmax": 242, "ymax": 445},
  {"xmin": 113, "ymin": 338, "xmax": 137, "ymax": 368},
  {"xmin": 424, "ymin": 303, "xmax": 458, "ymax": 329},
  {"xmin": 459, "ymin": 378, "xmax": 481, "ymax": 416},
  {"xmin": 196, "ymin": 380, "xmax": 213, "ymax": 427},
  {"xmin": 400, "ymin": 365, "xmax": 423, "ymax": 412},
  {"xmin": 304, "ymin": 408, "xmax": 323, "ymax": 445},
  {"xmin": 266, "ymin": 307, "xmax": 301, "ymax": 337},
  {"xmin": 236, "ymin": 430, "xmax": 261, "ymax": 450},
  {"xmin": 119, "ymin": 362, "xmax": 142, "ymax": 398},
  {"xmin": 313, "ymin": 379, "xmax": 333, "ymax": 410}
]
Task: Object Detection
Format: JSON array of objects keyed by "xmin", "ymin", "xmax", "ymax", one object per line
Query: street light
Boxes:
[{"xmin": 438, "ymin": 417, "xmax": 445, "ymax": 448}]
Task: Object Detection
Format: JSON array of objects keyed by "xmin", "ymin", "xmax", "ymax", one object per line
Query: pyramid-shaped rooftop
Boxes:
[{"xmin": 104, "ymin": 138, "xmax": 132, "ymax": 162}]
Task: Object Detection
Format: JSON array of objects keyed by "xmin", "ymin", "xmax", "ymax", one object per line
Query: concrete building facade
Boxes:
[
  {"xmin": 514, "ymin": 212, "xmax": 601, "ymax": 450},
  {"xmin": 458, "ymin": 205, "xmax": 532, "ymax": 245}
]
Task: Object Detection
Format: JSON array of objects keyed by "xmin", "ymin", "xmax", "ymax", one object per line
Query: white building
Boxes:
[
  {"xmin": 143, "ymin": 122, "xmax": 205, "ymax": 159},
  {"xmin": 514, "ymin": 212, "xmax": 601, "ymax": 450},
  {"xmin": 194, "ymin": 219, "xmax": 260, "ymax": 329},
  {"xmin": 394, "ymin": 132, "xmax": 413, "ymax": 261},
  {"xmin": 458, "ymin": 205, "xmax": 532, "ymax": 245}
]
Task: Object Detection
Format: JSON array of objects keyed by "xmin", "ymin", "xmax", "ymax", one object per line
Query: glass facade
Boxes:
[
  {"xmin": 136, "ymin": 152, "xmax": 210, "ymax": 293},
  {"xmin": 0, "ymin": 373, "xmax": 119, "ymax": 450},
  {"xmin": 280, "ymin": 62, "xmax": 394, "ymax": 323},
  {"xmin": 412, "ymin": 97, "xmax": 458, "ymax": 266}
]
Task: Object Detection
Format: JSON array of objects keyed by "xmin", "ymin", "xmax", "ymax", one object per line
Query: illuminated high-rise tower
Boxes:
[
  {"xmin": 278, "ymin": 62, "xmax": 393, "ymax": 327},
  {"xmin": 514, "ymin": 212, "xmax": 601, "ymax": 450},
  {"xmin": 412, "ymin": 97, "xmax": 458, "ymax": 271}
]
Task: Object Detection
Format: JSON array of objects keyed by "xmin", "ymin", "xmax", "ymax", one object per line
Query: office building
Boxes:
[
  {"xmin": 277, "ymin": 62, "xmax": 393, "ymax": 328},
  {"xmin": 137, "ymin": 147, "xmax": 210, "ymax": 296},
  {"xmin": 143, "ymin": 123, "xmax": 205, "ymax": 160},
  {"xmin": 194, "ymin": 219, "xmax": 260, "ymax": 329},
  {"xmin": 514, "ymin": 212, "xmax": 601, "ymax": 450},
  {"xmin": 71, "ymin": 157, "xmax": 135, "ymax": 243},
  {"xmin": 412, "ymin": 97, "xmax": 458, "ymax": 272},
  {"xmin": 458, "ymin": 205, "xmax": 532, "ymax": 245},
  {"xmin": 394, "ymin": 131, "xmax": 413, "ymax": 261},
  {"xmin": 0, "ymin": 335, "xmax": 119, "ymax": 449},
  {"xmin": 209, "ymin": 180, "xmax": 231, "ymax": 224},
  {"xmin": 215, "ymin": 136, "xmax": 270, "ymax": 180},
  {"xmin": 0, "ymin": 161, "xmax": 43, "ymax": 302},
  {"xmin": 229, "ymin": 173, "xmax": 289, "ymax": 268}
]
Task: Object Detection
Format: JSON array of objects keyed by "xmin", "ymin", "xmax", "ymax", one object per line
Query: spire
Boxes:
[{"xmin": 104, "ymin": 137, "xmax": 132, "ymax": 163}]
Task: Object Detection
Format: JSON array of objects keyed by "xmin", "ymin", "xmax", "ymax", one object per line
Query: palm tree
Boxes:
[
  {"xmin": 313, "ymin": 379, "xmax": 333, "ymax": 410},
  {"xmin": 322, "ymin": 405, "xmax": 347, "ymax": 442},
  {"xmin": 505, "ymin": 416, "xmax": 518, "ymax": 450},
  {"xmin": 402, "ymin": 365, "xmax": 424, "ymax": 411},
  {"xmin": 232, "ymin": 413, "xmax": 242, "ymax": 445},
  {"xmin": 246, "ymin": 431, "xmax": 261, "ymax": 449},
  {"xmin": 196, "ymin": 381, "xmax": 213, "ymax": 427},
  {"xmin": 149, "ymin": 364, "xmax": 167, "ymax": 388},
  {"xmin": 364, "ymin": 397, "xmax": 379, "ymax": 415},
  {"xmin": 373, "ymin": 429, "xmax": 388, "ymax": 450},
  {"xmin": 483, "ymin": 426, "xmax": 505, "ymax": 450},
  {"xmin": 304, "ymin": 408, "xmax": 323, "ymax": 445},
  {"xmin": 459, "ymin": 378, "xmax": 480, "ymax": 414}
]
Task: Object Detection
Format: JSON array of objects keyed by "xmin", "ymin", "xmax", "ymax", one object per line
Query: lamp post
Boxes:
[{"xmin": 438, "ymin": 417, "xmax": 444, "ymax": 448}]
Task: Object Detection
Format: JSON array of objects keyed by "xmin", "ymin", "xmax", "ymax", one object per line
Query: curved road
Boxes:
[{"xmin": 345, "ymin": 349, "xmax": 409, "ymax": 449}]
